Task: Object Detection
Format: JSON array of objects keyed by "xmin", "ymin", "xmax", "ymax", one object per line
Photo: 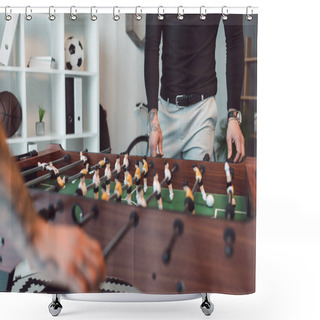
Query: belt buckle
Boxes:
[{"xmin": 175, "ymin": 94, "xmax": 185, "ymax": 108}]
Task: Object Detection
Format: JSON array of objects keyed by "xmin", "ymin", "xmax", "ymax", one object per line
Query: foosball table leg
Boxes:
[
  {"xmin": 200, "ymin": 293, "xmax": 214, "ymax": 316},
  {"xmin": 48, "ymin": 294, "xmax": 63, "ymax": 317}
]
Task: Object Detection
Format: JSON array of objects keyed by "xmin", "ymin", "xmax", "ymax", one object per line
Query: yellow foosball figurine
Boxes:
[
  {"xmin": 134, "ymin": 160, "xmax": 141, "ymax": 186},
  {"xmin": 193, "ymin": 164, "xmax": 207, "ymax": 202},
  {"xmin": 183, "ymin": 181, "xmax": 195, "ymax": 215},
  {"xmin": 114, "ymin": 177, "xmax": 122, "ymax": 202},
  {"xmin": 124, "ymin": 167, "xmax": 133, "ymax": 205},
  {"xmin": 100, "ymin": 182, "xmax": 109, "ymax": 202}
]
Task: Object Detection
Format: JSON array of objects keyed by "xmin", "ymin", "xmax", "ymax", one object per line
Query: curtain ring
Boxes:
[
  {"xmin": 221, "ymin": 6, "xmax": 228, "ymax": 21},
  {"xmin": 177, "ymin": 6, "xmax": 184, "ymax": 21},
  {"xmin": 5, "ymin": 6, "xmax": 12, "ymax": 21},
  {"xmin": 157, "ymin": 6, "xmax": 164, "ymax": 20},
  {"xmin": 49, "ymin": 6, "xmax": 56, "ymax": 21},
  {"xmin": 200, "ymin": 6, "xmax": 207, "ymax": 20},
  {"xmin": 70, "ymin": 6, "xmax": 77, "ymax": 21},
  {"xmin": 25, "ymin": 6, "xmax": 32, "ymax": 21},
  {"xmin": 246, "ymin": 6, "xmax": 253, "ymax": 21},
  {"xmin": 90, "ymin": 6, "xmax": 98, "ymax": 21},
  {"xmin": 135, "ymin": 6, "xmax": 142, "ymax": 21},
  {"xmin": 113, "ymin": 6, "xmax": 120, "ymax": 21}
]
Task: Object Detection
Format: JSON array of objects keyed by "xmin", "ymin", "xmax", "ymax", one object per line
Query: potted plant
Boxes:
[{"xmin": 36, "ymin": 106, "xmax": 46, "ymax": 136}]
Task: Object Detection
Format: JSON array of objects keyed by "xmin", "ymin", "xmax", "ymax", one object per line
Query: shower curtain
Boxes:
[{"xmin": 0, "ymin": 6, "xmax": 257, "ymax": 297}]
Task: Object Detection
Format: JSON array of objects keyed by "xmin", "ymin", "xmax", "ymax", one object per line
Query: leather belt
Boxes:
[{"xmin": 166, "ymin": 93, "xmax": 210, "ymax": 107}]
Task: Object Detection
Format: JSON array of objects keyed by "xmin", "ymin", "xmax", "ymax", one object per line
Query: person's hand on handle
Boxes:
[
  {"xmin": 226, "ymin": 119, "xmax": 245, "ymax": 163},
  {"xmin": 31, "ymin": 220, "xmax": 106, "ymax": 293}
]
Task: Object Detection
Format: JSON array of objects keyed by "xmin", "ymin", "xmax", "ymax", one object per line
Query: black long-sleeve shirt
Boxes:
[{"xmin": 144, "ymin": 14, "xmax": 244, "ymax": 111}]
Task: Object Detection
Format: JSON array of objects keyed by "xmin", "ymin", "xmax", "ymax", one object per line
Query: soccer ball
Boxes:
[{"xmin": 65, "ymin": 36, "xmax": 84, "ymax": 70}]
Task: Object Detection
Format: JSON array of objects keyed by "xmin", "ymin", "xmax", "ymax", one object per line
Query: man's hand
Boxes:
[
  {"xmin": 226, "ymin": 119, "xmax": 245, "ymax": 163},
  {"xmin": 148, "ymin": 108, "xmax": 163, "ymax": 157},
  {"xmin": 31, "ymin": 219, "xmax": 106, "ymax": 293}
]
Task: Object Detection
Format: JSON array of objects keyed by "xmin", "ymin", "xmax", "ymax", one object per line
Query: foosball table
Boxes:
[{"xmin": 0, "ymin": 144, "xmax": 256, "ymax": 316}]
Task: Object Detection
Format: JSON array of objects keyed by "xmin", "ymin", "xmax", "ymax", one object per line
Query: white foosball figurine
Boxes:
[
  {"xmin": 164, "ymin": 161, "xmax": 174, "ymax": 200},
  {"xmin": 136, "ymin": 185, "xmax": 147, "ymax": 207},
  {"xmin": 153, "ymin": 172, "xmax": 163, "ymax": 210}
]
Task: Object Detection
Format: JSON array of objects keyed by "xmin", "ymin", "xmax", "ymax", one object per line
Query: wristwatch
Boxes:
[{"xmin": 228, "ymin": 109, "xmax": 242, "ymax": 125}]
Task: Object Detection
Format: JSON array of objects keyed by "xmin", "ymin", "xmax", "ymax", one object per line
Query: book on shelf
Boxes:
[
  {"xmin": 65, "ymin": 77, "xmax": 83, "ymax": 134},
  {"xmin": 27, "ymin": 56, "xmax": 57, "ymax": 69},
  {"xmin": 0, "ymin": 14, "xmax": 19, "ymax": 66}
]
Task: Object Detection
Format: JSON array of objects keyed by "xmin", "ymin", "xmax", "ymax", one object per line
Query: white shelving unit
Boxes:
[{"xmin": 0, "ymin": 14, "xmax": 99, "ymax": 155}]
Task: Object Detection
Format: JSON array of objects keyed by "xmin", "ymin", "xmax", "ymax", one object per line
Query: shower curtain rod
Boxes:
[{"xmin": 0, "ymin": 5, "xmax": 258, "ymax": 16}]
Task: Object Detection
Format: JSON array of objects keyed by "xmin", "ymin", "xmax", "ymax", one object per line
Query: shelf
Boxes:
[
  {"xmin": 64, "ymin": 70, "xmax": 97, "ymax": 77},
  {"xmin": 7, "ymin": 132, "xmax": 97, "ymax": 144},
  {"xmin": 241, "ymin": 96, "xmax": 257, "ymax": 101},
  {"xmin": 0, "ymin": 66, "xmax": 96, "ymax": 77},
  {"xmin": 1, "ymin": 13, "xmax": 99, "ymax": 156},
  {"xmin": 0, "ymin": 66, "xmax": 24, "ymax": 72}
]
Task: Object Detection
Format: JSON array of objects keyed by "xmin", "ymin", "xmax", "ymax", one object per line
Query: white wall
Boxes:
[{"xmin": 99, "ymin": 15, "xmax": 148, "ymax": 155}]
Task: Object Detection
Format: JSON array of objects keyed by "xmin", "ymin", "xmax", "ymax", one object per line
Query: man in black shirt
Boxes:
[{"xmin": 145, "ymin": 14, "xmax": 245, "ymax": 162}]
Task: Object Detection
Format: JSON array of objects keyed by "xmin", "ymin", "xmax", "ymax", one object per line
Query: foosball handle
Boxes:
[
  {"xmin": 172, "ymin": 163, "xmax": 179, "ymax": 173},
  {"xmin": 225, "ymin": 202, "xmax": 235, "ymax": 220},
  {"xmin": 63, "ymin": 154, "xmax": 71, "ymax": 163},
  {"xmin": 223, "ymin": 227, "xmax": 236, "ymax": 257},
  {"xmin": 39, "ymin": 199, "xmax": 64, "ymax": 221},
  {"xmin": 162, "ymin": 219, "xmax": 184, "ymax": 264},
  {"xmin": 103, "ymin": 211, "xmax": 139, "ymax": 260}
]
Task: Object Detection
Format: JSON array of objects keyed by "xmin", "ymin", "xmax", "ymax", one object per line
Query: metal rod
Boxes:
[
  {"xmin": 162, "ymin": 219, "xmax": 184, "ymax": 264},
  {"xmin": 21, "ymin": 154, "xmax": 70, "ymax": 177},
  {"xmin": 25, "ymin": 159, "xmax": 83, "ymax": 187},
  {"xmin": 103, "ymin": 211, "xmax": 139, "ymax": 260}
]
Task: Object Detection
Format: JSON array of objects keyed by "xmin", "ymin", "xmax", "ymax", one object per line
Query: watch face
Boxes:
[
  {"xmin": 237, "ymin": 111, "xmax": 242, "ymax": 124},
  {"xmin": 228, "ymin": 111, "xmax": 242, "ymax": 124}
]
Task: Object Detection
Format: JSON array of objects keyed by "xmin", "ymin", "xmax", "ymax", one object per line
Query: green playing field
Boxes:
[{"xmin": 36, "ymin": 178, "xmax": 248, "ymax": 221}]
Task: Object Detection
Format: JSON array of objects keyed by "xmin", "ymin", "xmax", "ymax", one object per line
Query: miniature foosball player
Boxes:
[
  {"xmin": 193, "ymin": 163, "xmax": 207, "ymax": 201},
  {"xmin": 124, "ymin": 167, "xmax": 133, "ymax": 205},
  {"xmin": 153, "ymin": 172, "xmax": 163, "ymax": 210},
  {"xmin": 79, "ymin": 150, "xmax": 88, "ymax": 165},
  {"xmin": 134, "ymin": 160, "xmax": 141, "ymax": 186},
  {"xmin": 104, "ymin": 159, "xmax": 112, "ymax": 194},
  {"xmin": 37, "ymin": 161, "xmax": 49, "ymax": 171},
  {"xmin": 100, "ymin": 182, "xmax": 109, "ymax": 202},
  {"xmin": 114, "ymin": 155, "xmax": 121, "ymax": 176},
  {"xmin": 164, "ymin": 161, "xmax": 174, "ymax": 201},
  {"xmin": 114, "ymin": 177, "xmax": 122, "ymax": 202},
  {"xmin": 75, "ymin": 163, "xmax": 89, "ymax": 197},
  {"xmin": 142, "ymin": 156, "xmax": 149, "ymax": 193},
  {"xmin": 48, "ymin": 162, "xmax": 67, "ymax": 192},
  {"xmin": 224, "ymin": 162, "xmax": 236, "ymax": 219},
  {"xmin": 183, "ymin": 181, "xmax": 195, "ymax": 215},
  {"xmin": 136, "ymin": 185, "xmax": 147, "ymax": 207},
  {"xmin": 122, "ymin": 152, "xmax": 129, "ymax": 169},
  {"xmin": 92, "ymin": 169, "xmax": 100, "ymax": 200}
]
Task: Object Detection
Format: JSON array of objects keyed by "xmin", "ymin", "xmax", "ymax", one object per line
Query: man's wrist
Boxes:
[
  {"xmin": 227, "ymin": 108, "xmax": 242, "ymax": 125},
  {"xmin": 148, "ymin": 108, "xmax": 158, "ymax": 124}
]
